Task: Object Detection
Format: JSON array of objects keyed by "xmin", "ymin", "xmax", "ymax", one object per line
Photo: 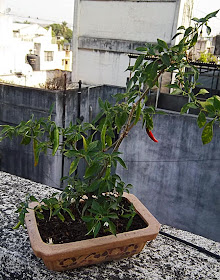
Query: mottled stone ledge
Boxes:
[{"xmin": 0, "ymin": 171, "xmax": 219, "ymax": 280}]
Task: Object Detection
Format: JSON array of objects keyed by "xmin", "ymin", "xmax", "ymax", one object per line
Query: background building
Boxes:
[
  {"xmin": 0, "ymin": 0, "xmax": 72, "ymax": 87},
  {"xmin": 72, "ymin": 0, "xmax": 194, "ymax": 87}
]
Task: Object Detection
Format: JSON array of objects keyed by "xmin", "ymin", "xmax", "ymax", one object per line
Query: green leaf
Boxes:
[
  {"xmin": 82, "ymin": 216, "xmax": 94, "ymax": 222},
  {"xmin": 64, "ymin": 149, "xmax": 80, "ymax": 158},
  {"xmin": 49, "ymin": 103, "xmax": 55, "ymax": 115},
  {"xmin": 52, "ymin": 127, "xmax": 59, "ymax": 156},
  {"xmin": 188, "ymin": 103, "xmax": 198, "ymax": 109},
  {"xmin": 88, "ymin": 140, "xmax": 99, "ymax": 151},
  {"xmin": 85, "ymin": 162, "xmax": 100, "ymax": 178},
  {"xmin": 13, "ymin": 221, "xmax": 22, "ymax": 230},
  {"xmin": 202, "ymin": 121, "xmax": 213, "ymax": 144},
  {"xmin": 136, "ymin": 47, "xmax": 148, "ymax": 52},
  {"xmin": 87, "ymin": 180, "xmax": 101, "ymax": 192},
  {"xmin": 114, "ymin": 93, "xmax": 126, "ymax": 101},
  {"xmin": 181, "ymin": 103, "xmax": 197, "ymax": 114},
  {"xmin": 172, "ymin": 32, "xmax": 182, "ymax": 40},
  {"xmin": 69, "ymin": 158, "xmax": 80, "ymax": 175},
  {"xmin": 115, "ymin": 156, "xmax": 127, "ymax": 169},
  {"xmin": 170, "ymin": 88, "xmax": 182, "ymax": 95},
  {"xmin": 177, "ymin": 26, "xmax": 185, "ymax": 30},
  {"xmin": 143, "ymin": 60, "xmax": 158, "ymax": 88},
  {"xmin": 202, "ymin": 103, "xmax": 215, "ymax": 115},
  {"xmin": 161, "ymin": 53, "xmax": 170, "ymax": 67},
  {"xmin": 81, "ymin": 134, "xmax": 88, "ymax": 152},
  {"xmin": 106, "ymin": 134, "xmax": 112, "ymax": 147},
  {"xmin": 166, "ymin": 84, "xmax": 180, "ymax": 89},
  {"xmin": 156, "ymin": 110, "xmax": 166, "ymax": 115},
  {"xmin": 63, "ymin": 208, "xmax": 75, "ymax": 221},
  {"xmin": 144, "ymin": 113, "xmax": 154, "ymax": 130},
  {"xmin": 126, "ymin": 217, "xmax": 134, "ymax": 231},
  {"xmin": 108, "ymin": 220, "xmax": 116, "ymax": 235},
  {"xmin": 121, "ymin": 112, "xmax": 128, "ymax": 126},
  {"xmin": 157, "ymin": 39, "xmax": 168, "ymax": 50},
  {"xmin": 101, "ymin": 124, "xmax": 107, "ymax": 150},
  {"xmin": 144, "ymin": 106, "xmax": 155, "ymax": 114},
  {"xmin": 213, "ymin": 96, "xmax": 220, "ymax": 111},
  {"xmin": 21, "ymin": 132, "xmax": 31, "ymax": 145},
  {"xmin": 192, "ymin": 17, "xmax": 200, "ymax": 22},
  {"xmin": 98, "ymin": 97, "xmax": 105, "ymax": 110},
  {"xmin": 92, "ymin": 111, "xmax": 104, "ymax": 124},
  {"xmin": 33, "ymin": 139, "xmax": 39, "ymax": 167},
  {"xmin": 134, "ymin": 102, "xmax": 141, "ymax": 125},
  {"xmin": 57, "ymin": 212, "xmax": 65, "ymax": 222},
  {"xmin": 52, "ymin": 208, "xmax": 61, "ymax": 216},
  {"xmin": 197, "ymin": 112, "xmax": 206, "ymax": 128},
  {"xmin": 125, "ymin": 66, "xmax": 133, "ymax": 71},
  {"xmin": 115, "ymin": 112, "xmax": 127, "ymax": 132},
  {"xmin": 184, "ymin": 27, "xmax": 193, "ymax": 37},
  {"xmin": 198, "ymin": 89, "xmax": 209, "ymax": 95},
  {"xmin": 29, "ymin": 196, "xmax": 38, "ymax": 202},
  {"xmin": 92, "ymin": 200, "xmax": 102, "ymax": 212},
  {"xmin": 107, "ymin": 213, "xmax": 118, "ymax": 219},
  {"xmin": 94, "ymin": 221, "xmax": 101, "ymax": 237},
  {"xmin": 191, "ymin": 32, "xmax": 198, "ymax": 47},
  {"xmin": 133, "ymin": 54, "xmax": 145, "ymax": 71},
  {"xmin": 205, "ymin": 10, "xmax": 219, "ymax": 20},
  {"xmin": 36, "ymin": 212, "xmax": 44, "ymax": 220},
  {"xmin": 126, "ymin": 78, "xmax": 134, "ymax": 92}
]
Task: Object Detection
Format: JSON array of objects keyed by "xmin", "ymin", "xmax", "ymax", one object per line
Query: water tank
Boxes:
[{"xmin": 27, "ymin": 54, "xmax": 40, "ymax": 71}]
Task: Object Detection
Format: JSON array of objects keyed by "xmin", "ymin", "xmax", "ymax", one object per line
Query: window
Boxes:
[{"xmin": 44, "ymin": 51, "xmax": 54, "ymax": 62}]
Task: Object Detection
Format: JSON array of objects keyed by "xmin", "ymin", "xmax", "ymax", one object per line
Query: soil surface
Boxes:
[{"xmin": 36, "ymin": 199, "xmax": 147, "ymax": 244}]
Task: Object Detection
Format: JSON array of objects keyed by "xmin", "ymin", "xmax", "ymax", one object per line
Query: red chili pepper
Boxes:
[{"xmin": 146, "ymin": 128, "xmax": 158, "ymax": 143}]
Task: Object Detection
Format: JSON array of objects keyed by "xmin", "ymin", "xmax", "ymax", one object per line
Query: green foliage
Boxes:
[
  {"xmin": 1, "ymin": 10, "xmax": 219, "ymax": 238},
  {"xmin": 45, "ymin": 21, "xmax": 73, "ymax": 43},
  {"xmin": 198, "ymin": 51, "xmax": 218, "ymax": 64}
]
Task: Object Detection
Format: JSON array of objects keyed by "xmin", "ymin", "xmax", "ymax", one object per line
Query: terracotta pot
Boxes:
[{"xmin": 25, "ymin": 193, "xmax": 160, "ymax": 271}]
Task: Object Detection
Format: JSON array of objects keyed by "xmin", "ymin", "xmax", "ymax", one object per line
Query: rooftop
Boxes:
[{"xmin": 0, "ymin": 171, "xmax": 219, "ymax": 280}]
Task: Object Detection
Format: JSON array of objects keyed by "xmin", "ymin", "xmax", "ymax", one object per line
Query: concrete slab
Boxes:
[{"xmin": 0, "ymin": 171, "xmax": 219, "ymax": 280}]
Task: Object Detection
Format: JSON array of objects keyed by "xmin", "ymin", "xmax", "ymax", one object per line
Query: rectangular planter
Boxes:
[{"xmin": 25, "ymin": 193, "xmax": 160, "ymax": 271}]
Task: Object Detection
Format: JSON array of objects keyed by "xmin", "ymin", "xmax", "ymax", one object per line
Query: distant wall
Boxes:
[
  {"xmin": 0, "ymin": 83, "xmax": 220, "ymax": 241},
  {"xmin": 116, "ymin": 113, "xmax": 220, "ymax": 242},
  {"xmin": 0, "ymin": 83, "xmax": 64, "ymax": 187},
  {"xmin": 0, "ymin": 83, "xmax": 125, "ymax": 187}
]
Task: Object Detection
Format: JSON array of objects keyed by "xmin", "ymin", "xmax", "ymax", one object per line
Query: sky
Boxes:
[
  {"xmin": 5, "ymin": 0, "xmax": 220, "ymax": 35},
  {"xmin": 193, "ymin": 0, "xmax": 220, "ymax": 36},
  {"xmin": 6, "ymin": 0, "xmax": 74, "ymax": 27}
]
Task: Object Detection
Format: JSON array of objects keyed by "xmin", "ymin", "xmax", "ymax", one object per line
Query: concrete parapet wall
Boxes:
[
  {"xmin": 117, "ymin": 113, "xmax": 220, "ymax": 242},
  {"xmin": 0, "ymin": 83, "xmax": 64, "ymax": 187},
  {"xmin": 0, "ymin": 83, "xmax": 219, "ymax": 241}
]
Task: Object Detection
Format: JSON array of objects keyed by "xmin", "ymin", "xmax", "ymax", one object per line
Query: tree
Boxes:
[{"xmin": 45, "ymin": 23, "xmax": 73, "ymax": 43}]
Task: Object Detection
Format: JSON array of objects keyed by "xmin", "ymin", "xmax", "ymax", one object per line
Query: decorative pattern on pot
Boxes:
[{"xmin": 45, "ymin": 243, "xmax": 145, "ymax": 271}]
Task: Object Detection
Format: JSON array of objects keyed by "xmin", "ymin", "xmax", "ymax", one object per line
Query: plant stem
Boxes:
[{"xmin": 113, "ymin": 68, "xmax": 165, "ymax": 153}]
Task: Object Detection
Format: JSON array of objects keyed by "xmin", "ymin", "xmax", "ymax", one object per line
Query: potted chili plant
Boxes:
[{"xmin": 0, "ymin": 11, "xmax": 219, "ymax": 271}]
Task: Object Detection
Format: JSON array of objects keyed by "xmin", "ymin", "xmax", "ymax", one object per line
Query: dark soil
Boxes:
[{"xmin": 36, "ymin": 199, "xmax": 147, "ymax": 244}]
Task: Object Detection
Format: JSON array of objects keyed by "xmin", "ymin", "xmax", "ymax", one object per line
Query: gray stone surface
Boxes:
[{"xmin": 0, "ymin": 171, "xmax": 219, "ymax": 280}]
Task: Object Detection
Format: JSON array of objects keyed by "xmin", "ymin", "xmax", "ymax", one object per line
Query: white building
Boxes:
[
  {"xmin": 0, "ymin": 0, "xmax": 14, "ymax": 75},
  {"xmin": 72, "ymin": 0, "xmax": 194, "ymax": 87},
  {"xmin": 12, "ymin": 23, "xmax": 72, "ymax": 72},
  {"xmin": 0, "ymin": 0, "xmax": 72, "ymax": 87},
  {"xmin": 189, "ymin": 36, "xmax": 216, "ymax": 61}
]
